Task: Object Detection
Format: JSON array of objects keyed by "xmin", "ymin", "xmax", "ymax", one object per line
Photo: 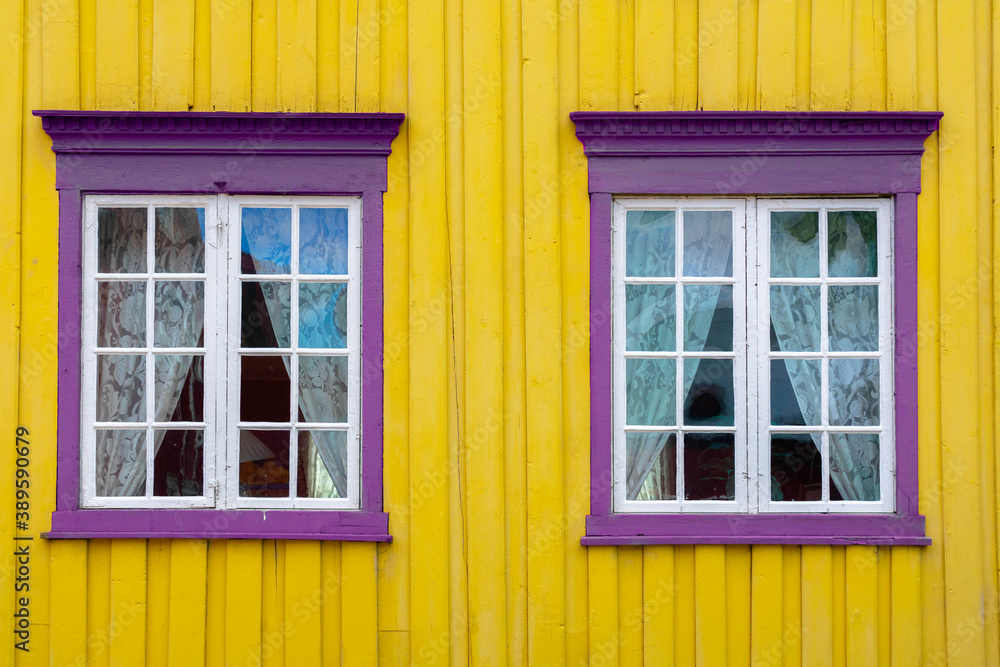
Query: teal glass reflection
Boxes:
[
  {"xmin": 683, "ymin": 210, "xmax": 732, "ymax": 277},
  {"xmin": 828, "ymin": 285, "xmax": 878, "ymax": 352},
  {"xmin": 241, "ymin": 208, "xmax": 292, "ymax": 274},
  {"xmin": 626, "ymin": 210, "xmax": 675, "ymax": 277},
  {"xmin": 828, "ymin": 210, "xmax": 878, "ymax": 277},
  {"xmin": 626, "ymin": 358, "xmax": 676, "ymax": 426},
  {"xmin": 829, "ymin": 359, "xmax": 880, "ymax": 426},
  {"xmin": 299, "ymin": 282, "xmax": 348, "ymax": 348},
  {"xmin": 300, "ymin": 208, "xmax": 349, "ymax": 274},
  {"xmin": 625, "ymin": 284, "xmax": 675, "ymax": 351},
  {"xmin": 683, "ymin": 285, "xmax": 733, "ymax": 352},
  {"xmin": 770, "ymin": 211, "xmax": 819, "ymax": 277},
  {"xmin": 770, "ymin": 358, "xmax": 821, "ymax": 425},
  {"xmin": 770, "ymin": 285, "xmax": 821, "ymax": 352}
]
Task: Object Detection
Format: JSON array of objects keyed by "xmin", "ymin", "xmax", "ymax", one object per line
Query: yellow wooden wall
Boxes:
[{"xmin": 1, "ymin": 0, "xmax": 998, "ymax": 664}]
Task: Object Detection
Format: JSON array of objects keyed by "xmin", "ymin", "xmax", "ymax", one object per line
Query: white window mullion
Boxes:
[{"xmin": 289, "ymin": 205, "xmax": 300, "ymax": 500}]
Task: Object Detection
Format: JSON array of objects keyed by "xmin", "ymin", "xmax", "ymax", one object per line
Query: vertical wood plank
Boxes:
[
  {"xmin": 890, "ymin": 547, "xmax": 921, "ymax": 667},
  {"xmin": 316, "ymin": 0, "xmax": 340, "ymax": 111},
  {"xmin": 782, "ymin": 547, "xmax": 802, "ymax": 667},
  {"xmin": 756, "ymin": 0, "xmax": 796, "ymax": 109},
  {"xmin": 521, "ymin": 0, "xmax": 565, "ymax": 662},
  {"xmin": 50, "ymin": 542, "xmax": 88, "ymax": 667},
  {"xmin": 698, "ymin": 0, "xmax": 738, "ymax": 109},
  {"xmin": 794, "ymin": 0, "xmax": 810, "ymax": 108},
  {"xmin": 144, "ymin": 540, "xmax": 169, "ymax": 667},
  {"xmin": 634, "ymin": 0, "xmax": 674, "ymax": 109},
  {"xmin": 339, "ymin": 0, "xmax": 359, "ymax": 111},
  {"xmin": 801, "ymin": 546, "xmax": 833, "ymax": 667},
  {"xmin": 809, "ymin": 0, "xmax": 851, "ymax": 109},
  {"xmin": 831, "ymin": 547, "xmax": 846, "ymax": 667},
  {"xmin": 886, "ymin": 0, "xmax": 917, "ymax": 110},
  {"xmin": 226, "ymin": 542, "xmax": 262, "ymax": 666},
  {"xmin": 877, "ymin": 548, "xmax": 891, "ymax": 667},
  {"xmin": 850, "ymin": 0, "xmax": 886, "ymax": 110},
  {"xmin": 356, "ymin": 0, "xmax": 380, "ymax": 111},
  {"xmin": 588, "ymin": 546, "xmax": 619, "ymax": 666},
  {"xmin": 750, "ymin": 545, "xmax": 783, "ymax": 666},
  {"xmin": 261, "ymin": 541, "xmax": 284, "ymax": 667},
  {"xmin": 845, "ymin": 547, "xmax": 878, "ymax": 665},
  {"xmin": 88, "ymin": 540, "xmax": 112, "ymax": 667},
  {"xmin": 674, "ymin": 0, "xmax": 698, "ymax": 108},
  {"xmin": 210, "ymin": 0, "xmax": 251, "ymax": 110},
  {"xmin": 341, "ymin": 543, "xmax": 378, "ymax": 664},
  {"xmin": 138, "ymin": 0, "xmax": 152, "ymax": 109},
  {"xmin": 81, "ymin": 0, "xmax": 97, "ymax": 107},
  {"xmin": 96, "ymin": 0, "xmax": 139, "ymax": 109},
  {"xmin": 151, "ymin": 0, "xmax": 195, "ymax": 110},
  {"xmin": 41, "ymin": 0, "xmax": 79, "ymax": 108},
  {"xmin": 285, "ymin": 542, "xmax": 321, "ymax": 667},
  {"xmin": 618, "ymin": 0, "xmax": 635, "ymax": 109},
  {"xmin": 204, "ymin": 541, "xmax": 226, "ymax": 666},
  {"xmin": 192, "ymin": 0, "xmax": 210, "ymax": 109},
  {"xmin": 320, "ymin": 543, "xmax": 342, "ymax": 667},
  {"xmin": 674, "ymin": 546, "xmax": 695, "ymax": 666},
  {"xmin": 643, "ymin": 547, "xmax": 675, "ymax": 666},
  {"xmin": 167, "ymin": 540, "xmax": 208, "ymax": 667},
  {"xmin": 694, "ymin": 545, "xmax": 727, "ymax": 666},
  {"xmin": 277, "ymin": 0, "xmax": 317, "ymax": 112},
  {"xmin": 618, "ymin": 546, "xmax": 644, "ymax": 666},
  {"xmin": 108, "ymin": 540, "xmax": 147, "ymax": 666},
  {"xmin": 736, "ymin": 0, "xmax": 758, "ymax": 109},
  {"xmin": 579, "ymin": 0, "xmax": 617, "ymax": 110},
  {"xmin": 251, "ymin": 0, "xmax": 278, "ymax": 111},
  {"xmin": 725, "ymin": 545, "xmax": 752, "ymax": 667}
]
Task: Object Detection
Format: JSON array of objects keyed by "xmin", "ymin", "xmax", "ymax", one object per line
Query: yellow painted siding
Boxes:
[{"xmin": 1, "ymin": 1, "xmax": 999, "ymax": 665}]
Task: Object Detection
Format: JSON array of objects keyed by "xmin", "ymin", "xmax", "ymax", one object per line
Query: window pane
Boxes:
[
  {"xmin": 626, "ymin": 358, "xmax": 676, "ymax": 426},
  {"xmin": 828, "ymin": 285, "xmax": 878, "ymax": 352},
  {"xmin": 97, "ymin": 355, "xmax": 145, "ymax": 422},
  {"xmin": 299, "ymin": 282, "xmax": 348, "ymax": 348},
  {"xmin": 154, "ymin": 281, "xmax": 204, "ymax": 347},
  {"xmin": 95, "ymin": 429, "xmax": 146, "ymax": 496},
  {"xmin": 97, "ymin": 281, "xmax": 146, "ymax": 347},
  {"xmin": 683, "ymin": 358, "xmax": 734, "ymax": 426},
  {"xmin": 770, "ymin": 358, "xmax": 821, "ymax": 425},
  {"xmin": 625, "ymin": 284, "xmax": 675, "ymax": 352},
  {"xmin": 98, "ymin": 207, "xmax": 147, "ymax": 273},
  {"xmin": 625, "ymin": 432, "xmax": 676, "ymax": 500},
  {"xmin": 770, "ymin": 285, "xmax": 820, "ymax": 352},
  {"xmin": 155, "ymin": 207, "xmax": 205, "ymax": 273},
  {"xmin": 770, "ymin": 434, "xmax": 822, "ymax": 501},
  {"xmin": 770, "ymin": 211, "xmax": 819, "ymax": 277},
  {"xmin": 154, "ymin": 355, "xmax": 203, "ymax": 422},
  {"xmin": 298, "ymin": 356, "xmax": 349, "ymax": 423},
  {"xmin": 241, "ymin": 281, "xmax": 291, "ymax": 348},
  {"xmin": 240, "ymin": 356, "xmax": 291, "ymax": 422},
  {"xmin": 241, "ymin": 208, "xmax": 292, "ymax": 274},
  {"xmin": 152, "ymin": 429, "xmax": 203, "ymax": 496},
  {"xmin": 626, "ymin": 210, "xmax": 675, "ymax": 277},
  {"xmin": 829, "ymin": 359, "xmax": 880, "ymax": 426},
  {"xmin": 683, "ymin": 210, "xmax": 732, "ymax": 277},
  {"xmin": 683, "ymin": 433, "xmax": 735, "ymax": 500},
  {"xmin": 828, "ymin": 210, "xmax": 878, "ymax": 277},
  {"xmin": 829, "ymin": 433, "xmax": 880, "ymax": 501},
  {"xmin": 683, "ymin": 284, "xmax": 733, "ymax": 352},
  {"xmin": 298, "ymin": 430, "xmax": 347, "ymax": 498},
  {"xmin": 238, "ymin": 429, "xmax": 291, "ymax": 497},
  {"xmin": 300, "ymin": 208, "xmax": 349, "ymax": 274}
]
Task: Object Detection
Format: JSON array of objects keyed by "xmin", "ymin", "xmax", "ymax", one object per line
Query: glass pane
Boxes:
[
  {"xmin": 155, "ymin": 207, "xmax": 205, "ymax": 273},
  {"xmin": 770, "ymin": 285, "xmax": 820, "ymax": 352},
  {"xmin": 683, "ymin": 210, "xmax": 732, "ymax": 277},
  {"xmin": 241, "ymin": 281, "xmax": 291, "ymax": 348},
  {"xmin": 626, "ymin": 210, "xmax": 675, "ymax": 277},
  {"xmin": 300, "ymin": 208, "xmax": 349, "ymax": 274},
  {"xmin": 298, "ymin": 356, "xmax": 349, "ymax": 423},
  {"xmin": 240, "ymin": 356, "xmax": 291, "ymax": 422},
  {"xmin": 626, "ymin": 358, "xmax": 676, "ymax": 426},
  {"xmin": 241, "ymin": 208, "xmax": 292, "ymax": 274},
  {"xmin": 98, "ymin": 207, "xmax": 147, "ymax": 273},
  {"xmin": 300, "ymin": 282, "xmax": 348, "ymax": 348},
  {"xmin": 97, "ymin": 281, "xmax": 146, "ymax": 347},
  {"xmin": 770, "ymin": 211, "xmax": 819, "ymax": 277},
  {"xmin": 154, "ymin": 281, "xmax": 204, "ymax": 347},
  {"xmin": 152, "ymin": 429, "xmax": 203, "ymax": 496},
  {"xmin": 683, "ymin": 285, "xmax": 733, "ymax": 352},
  {"xmin": 828, "ymin": 285, "xmax": 879, "ymax": 352},
  {"xmin": 828, "ymin": 210, "xmax": 878, "ymax": 277},
  {"xmin": 95, "ymin": 429, "xmax": 146, "ymax": 496},
  {"xmin": 770, "ymin": 434, "xmax": 822, "ymax": 501},
  {"xmin": 625, "ymin": 432, "xmax": 676, "ymax": 500},
  {"xmin": 238, "ymin": 430, "xmax": 291, "ymax": 497},
  {"xmin": 625, "ymin": 284, "xmax": 675, "ymax": 352},
  {"xmin": 770, "ymin": 358, "xmax": 821, "ymax": 425},
  {"xmin": 683, "ymin": 433, "xmax": 735, "ymax": 500},
  {"xmin": 830, "ymin": 433, "xmax": 880, "ymax": 501},
  {"xmin": 97, "ymin": 355, "xmax": 145, "ymax": 422},
  {"xmin": 298, "ymin": 430, "xmax": 348, "ymax": 498},
  {"xmin": 829, "ymin": 359, "xmax": 880, "ymax": 426},
  {"xmin": 683, "ymin": 358, "xmax": 734, "ymax": 426},
  {"xmin": 154, "ymin": 355, "xmax": 204, "ymax": 422}
]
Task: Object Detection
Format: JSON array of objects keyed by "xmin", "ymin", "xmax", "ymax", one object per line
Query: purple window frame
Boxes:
[
  {"xmin": 36, "ymin": 110, "xmax": 404, "ymax": 541},
  {"xmin": 572, "ymin": 110, "xmax": 941, "ymax": 546}
]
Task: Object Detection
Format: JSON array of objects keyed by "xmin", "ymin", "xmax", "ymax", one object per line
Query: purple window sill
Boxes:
[
  {"xmin": 583, "ymin": 513, "xmax": 929, "ymax": 546},
  {"xmin": 44, "ymin": 508, "xmax": 391, "ymax": 542}
]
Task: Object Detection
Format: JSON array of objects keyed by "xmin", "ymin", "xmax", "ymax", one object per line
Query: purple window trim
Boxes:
[
  {"xmin": 572, "ymin": 110, "xmax": 942, "ymax": 546},
  {"xmin": 36, "ymin": 110, "xmax": 404, "ymax": 542}
]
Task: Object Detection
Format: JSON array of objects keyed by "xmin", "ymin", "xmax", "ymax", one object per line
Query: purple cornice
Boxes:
[{"xmin": 34, "ymin": 110, "xmax": 404, "ymax": 157}]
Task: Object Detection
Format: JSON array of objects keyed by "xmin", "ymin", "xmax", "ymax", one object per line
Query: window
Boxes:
[
  {"xmin": 38, "ymin": 111, "xmax": 403, "ymax": 540},
  {"xmin": 615, "ymin": 197, "xmax": 892, "ymax": 514},
  {"xmin": 573, "ymin": 110, "xmax": 940, "ymax": 545}
]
